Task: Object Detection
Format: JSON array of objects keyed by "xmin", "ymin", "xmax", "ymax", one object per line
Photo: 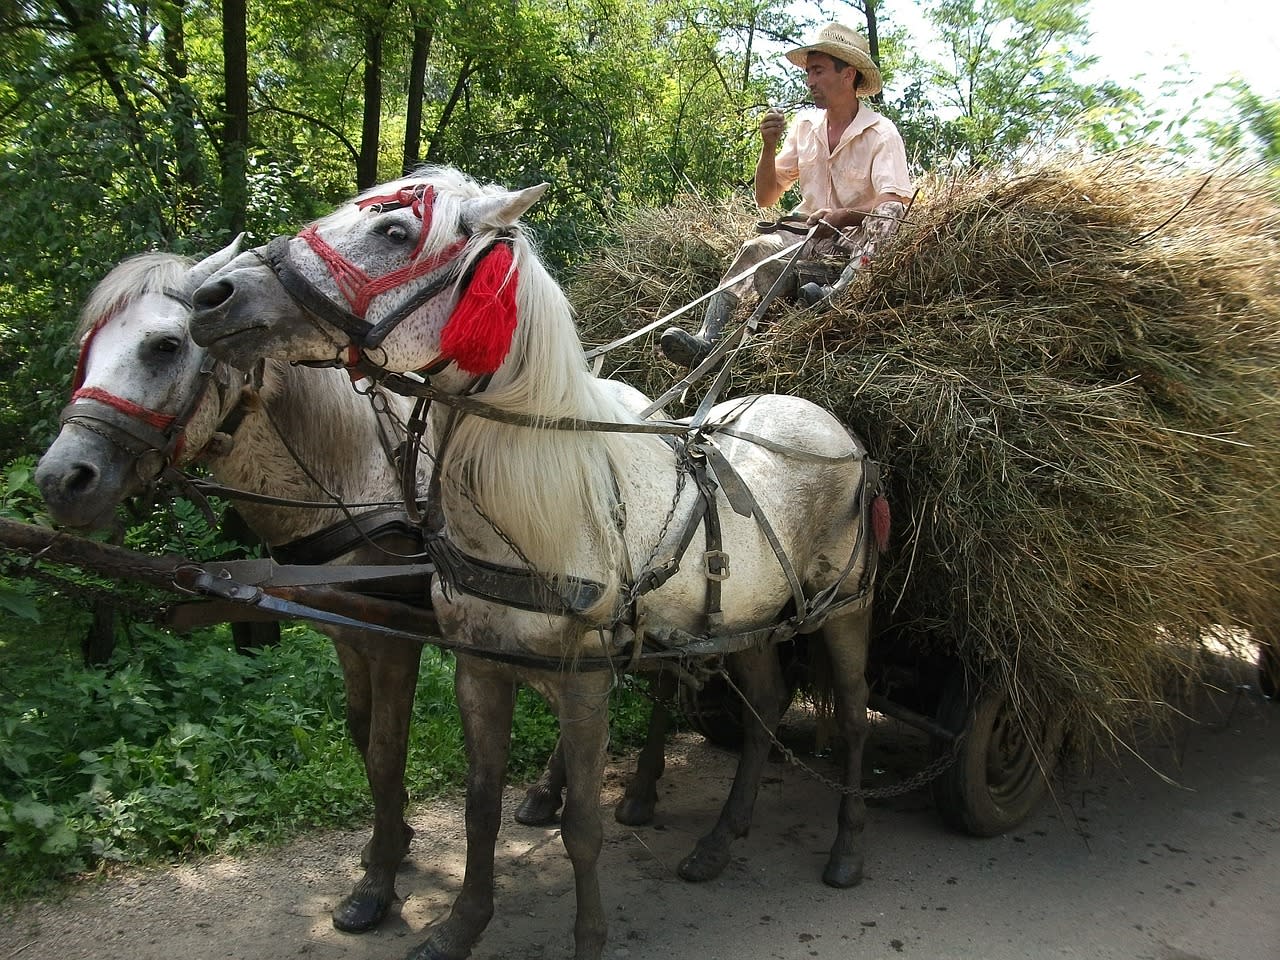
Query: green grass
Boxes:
[{"xmin": 0, "ymin": 603, "xmax": 652, "ymax": 904}]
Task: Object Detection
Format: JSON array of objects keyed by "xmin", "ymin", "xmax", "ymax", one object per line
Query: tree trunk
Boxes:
[
  {"xmin": 402, "ymin": 21, "xmax": 434, "ymax": 173},
  {"xmin": 424, "ymin": 57, "xmax": 476, "ymax": 164},
  {"xmin": 864, "ymin": 0, "xmax": 883, "ymax": 106},
  {"xmin": 221, "ymin": 0, "xmax": 250, "ymax": 234},
  {"xmin": 357, "ymin": 26, "xmax": 384, "ymax": 190},
  {"xmin": 52, "ymin": 0, "xmax": 173, "ymax": 239},
  {"xmin": 156, "ymin": 0, "xmax": 203, "ymax": 195}
]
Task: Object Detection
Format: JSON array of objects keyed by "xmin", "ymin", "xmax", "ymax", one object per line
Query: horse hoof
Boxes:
[
  {"xmin": 332, "ymin": 890, "xmax": 393, "ymax": 932},
  {"xmin": 676, "ymin": 844, "xmax": 731, "ymax": 883},
  {"xmin": 514, "ymin": 790, "xmax": 561, "ymax": 826},
  {"xmin": 613, "ymin": 794, "xmax": 656, "ymax": 826},
  {"xmin": 822, "ymin": 855, "xmax": 864, "ymax": 889}
]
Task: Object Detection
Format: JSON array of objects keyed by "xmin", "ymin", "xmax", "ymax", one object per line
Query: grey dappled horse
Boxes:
[
  {"xmin": 36, "ymin": 244, "xmax": 428, "ymax": 932},
  {"xmin": 190, "ymin": 166, "xmax": 879, "ymax": 960}
]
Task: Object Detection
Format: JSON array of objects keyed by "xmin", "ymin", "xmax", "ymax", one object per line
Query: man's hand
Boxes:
[
  {"xmin": 805, "ymin": 207, "xmax": 861, "ymax": 233},
  {"xmin": 760, "ymin": 107, "xmax": 786, "ymax": 151}
]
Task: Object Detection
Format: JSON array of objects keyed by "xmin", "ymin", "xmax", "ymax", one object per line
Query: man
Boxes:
[{"xmin": 660, "ymin": 22, "xmax": 914, "ymax": 367}]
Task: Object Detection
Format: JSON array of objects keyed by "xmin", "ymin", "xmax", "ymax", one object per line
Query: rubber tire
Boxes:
[
  {"xmin": 1259, "ymin": 642, "xmax": 1279, "ymax": 700},
  {"xmin": 929, "ymin": 671, "xmax": 1063, "ymax": 837}
]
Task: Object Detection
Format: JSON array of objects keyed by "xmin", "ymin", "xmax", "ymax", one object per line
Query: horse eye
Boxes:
[
  {"xmin": 150, "ymin": 335, "xmax": 183, "ymax": 356},
  {"xmin": 380, "ymin": 222, "xmax": 412, "ymax": 245}
]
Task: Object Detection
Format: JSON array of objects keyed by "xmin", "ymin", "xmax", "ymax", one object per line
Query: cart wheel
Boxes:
[
  {"xmin": 929, "ymin": 672, "xmax": 1064, "ymax": 837},
  {"xmin": 1259, "ymin": 642, "xmax": 1279, "ymax": 700}
]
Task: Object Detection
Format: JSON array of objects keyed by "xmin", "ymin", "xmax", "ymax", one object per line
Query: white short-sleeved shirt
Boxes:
[{"xmin": 774, "ymin": 105, "xmax": 913, "ymax": 214}]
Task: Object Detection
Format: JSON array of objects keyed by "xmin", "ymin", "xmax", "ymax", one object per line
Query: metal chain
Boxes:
[
  {"xmin": 620, "ymin": 460, "xmax": 688, "ymax": 611},
  {"xmin": 718, "ymin": 667, "xmax": 963, "ymax": 800}
]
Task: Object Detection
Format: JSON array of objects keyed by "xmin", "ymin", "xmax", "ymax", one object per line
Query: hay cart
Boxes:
[{"xmin": 2, "ymin": 484, "xmax": 1059, "ymax": 841}]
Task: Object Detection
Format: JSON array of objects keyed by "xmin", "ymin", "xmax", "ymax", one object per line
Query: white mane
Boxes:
[
  {"xmin": 433, "ymin": 205, "xmax": 645, "ymax": 610},
  {"xmin": 76, "ymin": 252, "xmax": 191, "ymax": 339}
]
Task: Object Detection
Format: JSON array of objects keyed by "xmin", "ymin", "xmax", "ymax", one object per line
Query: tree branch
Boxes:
[{"xmin": 252, "ymin": 95, "xmax": 360, "ymax": 163}]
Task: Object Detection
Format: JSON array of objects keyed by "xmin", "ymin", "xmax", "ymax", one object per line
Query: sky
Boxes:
[
  {"xmin": 1082, "ymin": 0, "xmax": 1279, "ymax": 102},
  {"xmin": 877, "ymin": 0, "xmax": 1280, "ymax": 106}
]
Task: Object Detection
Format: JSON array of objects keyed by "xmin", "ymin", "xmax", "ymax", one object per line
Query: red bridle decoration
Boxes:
[
  {"xmin": 299, "ymin": 182, "xmax": 521, "ymax": 375},
  {"xmin": 440, "ymin": 243, "xmax": 519, "ymax": 375},
  {"xmin": 69, "ymin": 310, "xmax": 189, "ymax": 459}
]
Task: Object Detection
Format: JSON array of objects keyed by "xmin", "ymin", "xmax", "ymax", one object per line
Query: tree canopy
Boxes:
[{"xmin": 1, "ymin": 0, "xmax": 1275, "ymax": 458}]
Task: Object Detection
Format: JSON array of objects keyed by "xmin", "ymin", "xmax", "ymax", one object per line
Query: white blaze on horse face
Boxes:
[{"xmin": 82, "ymin": 294, "xmax": 203, "ymax": 414}]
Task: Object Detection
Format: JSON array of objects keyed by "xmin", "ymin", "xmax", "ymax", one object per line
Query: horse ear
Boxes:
[
  {"xmin": 187, "ymin": 233, "xmax": 246, "ymax": 291},
  {"xmin": 460, "ymin": 183, "xmax": 550, "ymax": 230}
]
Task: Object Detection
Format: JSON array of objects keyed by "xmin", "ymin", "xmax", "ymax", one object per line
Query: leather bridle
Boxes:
[
  {"xmin": 61, "ymin": 288, "xmax": 245, "ymax": 483},
  {"xmin": 250, "ymin": 183, "xmax": 503, "ymax": 370}
]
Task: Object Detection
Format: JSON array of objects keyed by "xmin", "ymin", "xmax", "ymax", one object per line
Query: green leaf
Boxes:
[{"xmin": 10, "ymin": 798, "xmax": 57, "ymax": 829}]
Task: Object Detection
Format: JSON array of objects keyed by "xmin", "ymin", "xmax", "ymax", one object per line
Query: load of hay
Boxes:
[{"xmin": 567, "ymin": 152, "xmax": 1280, "ymax": 755}]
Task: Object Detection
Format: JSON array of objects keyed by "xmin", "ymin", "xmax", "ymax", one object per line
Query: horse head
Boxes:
[
  {"xmin": 35, "ymin": 237, "xmax": 245, "ymax": 529},
  {"xmin": 190, "ymin": 166, "xmax": 549, "ymax": 384}
]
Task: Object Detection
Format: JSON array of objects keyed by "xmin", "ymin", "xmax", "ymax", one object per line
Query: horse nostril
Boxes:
[
  {"xmin": 193, "ymin": 279, "xmax": 233, "ymax": 312},
  {"xmin": 63, "ymin": 462, "xmax": 100, "ymax": 495}
]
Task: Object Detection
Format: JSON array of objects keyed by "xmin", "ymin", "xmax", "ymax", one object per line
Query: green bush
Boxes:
[
  {"xmin": 1, "ymin": 456, "xmax": 654, "ymax": 903},
  {"xmin": 0, "ymin": 608, "xmax": 651, "ymax": 902}
]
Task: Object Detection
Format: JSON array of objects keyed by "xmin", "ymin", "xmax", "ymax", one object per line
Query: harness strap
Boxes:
[
  {"xmin": 60, "ymin": 395, "xmax": 174, "ymax": 457},
  {"xmin": 427, "ymin": 536, "xmax": 607, "ymax": 616},
  {"xmin": 269, "ymin": 505, "xmax": 424, "ymax": 565},
  {"xmin": 258, "ymin": 236, "xmax": 377, "ymax": 344},
  {"xmin": 697, "ymin": 437, "xmax": 808, "ymax": 618},
  {"xmin": 686, "ymin": 448, "xmax": 727, "ymax": 630},
  {"xmin": 401, "ymin": 395, "xmax": 431, "ymax": 525},
  {"xmin": 185, "ymin": 478, "xmax": 403, "ymax": 510}
]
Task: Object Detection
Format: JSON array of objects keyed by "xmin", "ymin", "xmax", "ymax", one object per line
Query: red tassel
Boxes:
[
  {"xmin": 440, "ymin": 244, "xmax": 518, "ymax": 374},
  {"xmin": 871, "ymin": 494, "xmax": 891, "ymax": 553}
]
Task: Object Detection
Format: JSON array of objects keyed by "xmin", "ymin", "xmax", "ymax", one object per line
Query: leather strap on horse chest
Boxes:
[
  {"xmin": 417, "ymin": 389, "xmax": 608, "ymax": 618},
  {"xmin": 268, "ymin": 505, "xmax": 424, "ymax": 565}
]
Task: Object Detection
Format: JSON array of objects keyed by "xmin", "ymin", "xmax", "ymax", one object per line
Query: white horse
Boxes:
[
  {"xmin": 190, "ymin": 166, "xmax": 879, "ymax": 960},
  {"xmin": 35, "ymin": 243, "xmax": 431, "ymax": 933}
]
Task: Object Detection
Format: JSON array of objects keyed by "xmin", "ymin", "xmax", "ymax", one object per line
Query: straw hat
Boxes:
[{"xmin": 784, "ymin": 22, "xmax": 883, "ymax": 97}]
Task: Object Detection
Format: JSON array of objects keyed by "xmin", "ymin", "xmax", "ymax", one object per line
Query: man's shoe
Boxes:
[
  {"xmin": 799, "ymin": 281, "xmax": 830, "ymax": 307},
  {"xmin": 659, "ymin": 327, "xmax": 712, "ymax": 368}
]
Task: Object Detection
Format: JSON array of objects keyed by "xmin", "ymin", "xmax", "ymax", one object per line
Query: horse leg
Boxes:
[
  {"xmin": 677, "ymin": 645, "xmax": 788, "ymax": 882},
  {"xmin": 551, "ymin": 670, "xmax": 612, "ymax": 960},
  {"xmin": 816, "ymin": 604, "xmax": 873, "ymax": 888},
  {"xmin": 410, "ymin": 656, "xmax": 514, "ymax": 960},
  {"xmin": 514, "ymin": 735, "xmax": 566, "ymax": 825},
  {"xmin": 614, "ymin": 670, "xmax": 677, "ymax": 826},
  {"xmin": 333, "ymin": 636, "xmax": 422, "ymax": 932},
  {"xmin": 331, "ymin": 639, "xmax": 375, "ymax": 863}
]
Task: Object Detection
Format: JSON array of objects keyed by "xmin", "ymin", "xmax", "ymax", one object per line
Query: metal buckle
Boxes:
[{"xmin": 703, "ymin": 550, "xmax": 730, "ymax": 581}]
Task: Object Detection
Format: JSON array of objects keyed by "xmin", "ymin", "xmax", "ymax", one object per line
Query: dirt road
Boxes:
[{"xmin": 3, "ymin": 654, "xmax": 1277, "ymax": 960}]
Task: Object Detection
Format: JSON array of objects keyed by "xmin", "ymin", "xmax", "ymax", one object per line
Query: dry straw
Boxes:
[{"xmin": 569, "ymin": 151, "xmax": 1280, "ymax": 756}]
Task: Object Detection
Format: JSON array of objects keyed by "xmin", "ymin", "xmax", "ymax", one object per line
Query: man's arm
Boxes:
[
  {"xmin": 806, "ymin": 191, "xmax": 911, "ymax": 231},
  {"xmin": 754, "ymin": 107, "xmax": 791, "ymax": 207}
]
